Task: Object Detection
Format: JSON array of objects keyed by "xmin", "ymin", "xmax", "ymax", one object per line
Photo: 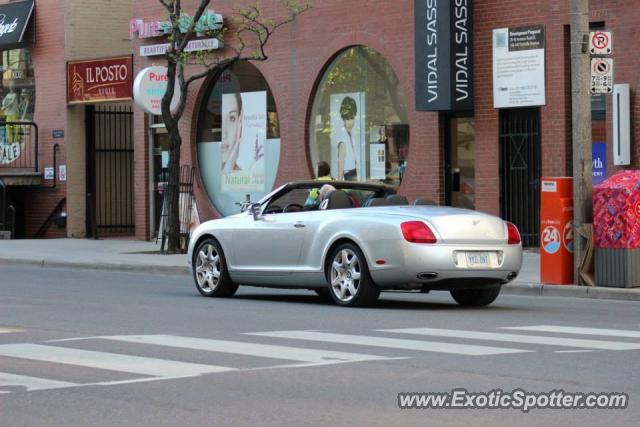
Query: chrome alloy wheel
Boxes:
[
  {"xmin": 330, "ymin": 248, "xmax": 362, "ymax": 302},
  {"xmin": 195, "ymin": 243, "xmax": 221, "ymax": 293}
]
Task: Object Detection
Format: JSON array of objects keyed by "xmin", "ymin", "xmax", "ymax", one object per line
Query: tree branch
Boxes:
[{"xmin": 176, "ymin": 0, "xmax": 212, "ymax": 53}]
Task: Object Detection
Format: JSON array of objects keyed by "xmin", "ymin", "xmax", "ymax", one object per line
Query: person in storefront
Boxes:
[
  {"xmin": 305, "ymin": 161, "xmax": 334, "ymax": 208},
  {"xmin": 337, "ymin": 96, "xmax": 358, "ymax": 180},
  {"xmin": 221, "ymin": 92, "xmax": 244, "ymax": 172}
]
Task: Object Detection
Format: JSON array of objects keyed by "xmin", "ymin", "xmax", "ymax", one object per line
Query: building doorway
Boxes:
[
  {"xmin": 499, "ymin": 108, "xmax": 541, "ymax": 247},
  {"xmin": 85, "ymin": 104, "xmax": 134, "ymax": 238},
  {"xmin": 444, "ymin": 116, "xmax": 476, "ymax": 209}
]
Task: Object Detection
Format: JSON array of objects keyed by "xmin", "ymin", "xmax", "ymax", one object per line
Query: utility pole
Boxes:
[{"xmin": 570, "ymin": 0, "xmax": 592, "ymax": 284}]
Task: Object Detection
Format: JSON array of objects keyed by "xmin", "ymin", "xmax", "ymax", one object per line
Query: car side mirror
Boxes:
[{"xmin": 250, "ymin": 203, "xmax": 262, "ymax": 221}]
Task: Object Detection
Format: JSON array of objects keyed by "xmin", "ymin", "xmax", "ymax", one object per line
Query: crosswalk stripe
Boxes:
[
  {"xmin": 500, "ymin": 325, "xmax": 640, "ymax": 339},
  {"xmin": 0, "ymin": 327, "xmax": 23, "ymax": 334},
  {"xmin": 99, "ymin": 335, "xmax": 389, "ymax": 364},
  {"xmin": 0, "ymin": 372, "xmax": 78, "ymax": 391},
  {"xmin": 0, "ymin": 344, "xmax": 234, "ymax": 377},
  {"xmin": 245, "ymin": 331, "xmax": 530, "ymax": 356},
  {"xmin": 378, "ymin": 328, "xmax": 640, "ymax": 351}
]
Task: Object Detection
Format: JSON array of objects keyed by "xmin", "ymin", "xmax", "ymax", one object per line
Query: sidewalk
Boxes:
[{"xmin": 0, "ymin": 239, "xmax": 639, "ymax": 302}]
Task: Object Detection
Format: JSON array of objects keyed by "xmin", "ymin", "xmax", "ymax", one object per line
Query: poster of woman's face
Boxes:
[
  {"xmin": 330, "ymin": 92, "xmax": 366, "ymax": 181},
  {"xmin": 220, "ymin": 91, "xmax": 267, "ymax": 192},
  {"xmin": 221, "ymin": 93, "xmax": 243, "ymax": 172}
]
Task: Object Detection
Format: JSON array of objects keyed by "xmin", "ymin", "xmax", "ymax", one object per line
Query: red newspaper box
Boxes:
[
  {"xmin": 540, "ymin": 177, "xmax": 574, "ymax": 284},
  {"xmin": 593, "ymin": 170, "xmax": 640, "ymax": 287},
  {"xmin": 593, "ymin": 170, "xmax": 640, "ymax": 249}
]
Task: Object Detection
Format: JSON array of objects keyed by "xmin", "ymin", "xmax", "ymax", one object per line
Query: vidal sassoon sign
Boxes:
[{"xmin": 415, "ymin": 0, "xmax": 473, "ymax": 111}]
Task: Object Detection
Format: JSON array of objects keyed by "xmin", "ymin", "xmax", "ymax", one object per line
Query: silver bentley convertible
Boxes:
[{"xmin": 187, "ymin": 181, "xmax": 522, "ymax": 307}]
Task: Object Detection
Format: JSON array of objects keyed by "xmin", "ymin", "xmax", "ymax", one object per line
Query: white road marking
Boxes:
[
  {"xmin": 99, "ymin": 335, "xmax": 390, "ymax": 364},
  {"xmin": 501, "ymin": 325, "xmax": 640, "ymax": 339},
  {"xmin": 378, "ymin": 328, "xmax": 640, "ymax": 351},
  {"xmin": 0, "ymin": 372, "xmax": 77, "ymax": 391},
  {"xmin": 554, "ymin": 350, "xmax": 595, "ymax": 353},
  {"xmin": 0, "ymin": 327, "xmax": 23, "ymax": 334},
  {"xmin": 245, "ymin": 331, "xmax": 530, "ymax": 356},
  {"xmin": 0, "ymin": 344, "xmax": 234, "ymax": 377}
]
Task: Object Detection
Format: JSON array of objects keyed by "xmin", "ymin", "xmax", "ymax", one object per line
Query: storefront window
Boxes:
[
  {"xmin": 196, "ymin": 61, "xmax": 280, "ymax": 216},
  {"xmin": 309, "ymin": 46, "xmax": 409, "ymax": 184},
  {"xmin": 0, "ymin": 48, "xmax": 35, "ymax": 165}
]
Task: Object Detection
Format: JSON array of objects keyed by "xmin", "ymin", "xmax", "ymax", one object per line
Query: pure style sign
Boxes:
[
  {"xmin": 133, "ymin": 66, "xmax": 181, "ymax": 115},
  {"xmin": 415, "ymin": 0, "xmax": 474, "ymax": 112}
]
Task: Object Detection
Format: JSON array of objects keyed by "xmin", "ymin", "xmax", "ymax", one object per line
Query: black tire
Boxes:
[
  {"xmin": 450, "ymin": 286, "xmax": 501, "ymax": 307},
  {"xmin": 326, "ymin": 243, "xmax": 380, "ymax": 307},
  {"xmin": 192, "ymin": 238, "xmax": 239, "ymax": 297}
]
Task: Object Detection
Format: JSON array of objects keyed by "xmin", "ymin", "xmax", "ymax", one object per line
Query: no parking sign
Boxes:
[
  {"xmin": 590, "ymin": 31, "xmax": 612, "ymax": 55},
  {"xmin": 591, "ymin": 58, "xmax": 613, "ymax": 94}
]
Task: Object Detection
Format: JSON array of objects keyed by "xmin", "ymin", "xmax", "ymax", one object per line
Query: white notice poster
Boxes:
[
  {"xmin": 369, "ymin": 143, "xmax": 386, "ymax": 180},
  {"xmin": 493, "ymin": 26, "xmax": 546, "ymax": 108}
]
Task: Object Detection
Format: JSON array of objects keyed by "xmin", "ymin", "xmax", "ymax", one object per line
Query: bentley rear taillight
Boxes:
[
  {"xmin": 507, "ymin": 222, "xmax": 521, "ymax": 245},
  {"xmin": 401, "ymin": 221, "xmax": 437, "ymax": 244}
]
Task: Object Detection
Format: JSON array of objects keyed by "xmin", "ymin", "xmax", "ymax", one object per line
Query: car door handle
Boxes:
[{"xmin": 294, "ymin": 222, "xmax": 305, "ymax": 228}]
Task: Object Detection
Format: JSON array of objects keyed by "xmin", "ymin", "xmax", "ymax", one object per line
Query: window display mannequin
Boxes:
[
  {"xmin": 2, "ymin": 82, "xmax": 19, "ymax": 142},
  {"xmin": 19, "ymin": 89, "xmax": 30, "ymax": 121}
]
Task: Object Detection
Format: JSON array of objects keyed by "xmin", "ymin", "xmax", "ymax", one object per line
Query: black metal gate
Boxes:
[
  {"xmin": 86, "ymin": 105, "xmax": 134, "ymax": 237},
  {"xmin": 499, "ymin": 108, "xmax": 541, "ymax": 247}
]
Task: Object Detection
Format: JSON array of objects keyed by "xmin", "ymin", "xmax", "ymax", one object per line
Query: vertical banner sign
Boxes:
[
  {"xmin": 592, "ymin": 142, "xmax": 607, "ymax": 186},
  {"xmin": 415, "ymin": 0, "xmax": 473, "ymax": 111}
]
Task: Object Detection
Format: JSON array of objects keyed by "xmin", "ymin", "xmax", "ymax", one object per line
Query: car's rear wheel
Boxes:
[
  {"xmin": 193, "ymin": 238, "xmax": 238, "ymax": 297},
  {"xmin": 450, "ymin": 286, "xmax": 501, "ymax": 307},
  {"xmin": 327, "ymin": 243, "xmax": 379, "ymax": 307}
]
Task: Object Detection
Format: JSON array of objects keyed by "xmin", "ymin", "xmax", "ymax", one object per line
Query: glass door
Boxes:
[{"xmin": 445, "ymin": 116, "xmax": 476, "ymax": 209}]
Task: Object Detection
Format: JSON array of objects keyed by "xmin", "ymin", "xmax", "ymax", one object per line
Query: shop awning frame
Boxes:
[{"xmin": 0, "ymin": 0, "xmax": 35, "ymax": 49}]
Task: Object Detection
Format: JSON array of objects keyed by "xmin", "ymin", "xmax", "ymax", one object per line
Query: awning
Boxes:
[{"xmin": 0, "ymin": 0, "xmax": 34, "ymax": 48}]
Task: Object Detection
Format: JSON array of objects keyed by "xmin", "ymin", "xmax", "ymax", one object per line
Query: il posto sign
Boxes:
[
  {"xmin": 67, "ymin": 56, "xmax": 133, "ymax": 104},
  {"xmin": 415, "ymin": 0, "xmax": 473, "ymax": 111}
]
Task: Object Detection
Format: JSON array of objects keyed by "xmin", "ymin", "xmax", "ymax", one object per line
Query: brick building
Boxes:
[
  {"xmin": 0, "ymin": 0, "xmax": 131, "ymax": 239},
  {"xmin": 2, "ymin": 0, "xmax": 638, "ymax": 246},
  {"xmin": 128, "ymin": 0, "xmax": 639, "ymax": 248}
]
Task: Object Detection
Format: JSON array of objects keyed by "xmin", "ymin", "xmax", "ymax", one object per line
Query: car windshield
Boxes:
[{"xmin": 263, "ymin": 183, "xmax": 390, "ymax": 214}]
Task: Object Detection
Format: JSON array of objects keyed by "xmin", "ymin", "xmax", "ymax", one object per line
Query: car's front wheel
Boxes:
[
  {"xmin": 450, "ymin": 286, "xmax": 501, "ymax": 307},
  {"xmin": 193, "ymin": 238, "xmax": 238, "ymax": 297},
  {"xmin": 327, "ymin": 243, "xmax": 380, "ymax": 307}
]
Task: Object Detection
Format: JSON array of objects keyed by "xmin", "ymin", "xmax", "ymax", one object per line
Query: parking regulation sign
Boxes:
[
  {"xmin": 590, "ymin": 31, "xmax": 612, "ymax": 55},
  {"xmin": 591, "ymin": 58, "xmax": 613, "ymax": 93}
]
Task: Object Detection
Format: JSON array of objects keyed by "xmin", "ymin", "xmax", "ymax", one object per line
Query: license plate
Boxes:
[{"xmin": 466, "ymin": 252, "xmax": 491, "ymax": 268}]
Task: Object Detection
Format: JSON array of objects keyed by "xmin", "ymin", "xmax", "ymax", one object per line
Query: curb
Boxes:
[
  {"xmin": 0, "ymin": 258, "xmax": 190, "ymax": 276},
  {"xmin": 4, "ymin": 257, "xmax": 640, "ymax": 302},
  {"xmin": 503, "ymin": 282, "xmax": 640, "ymax": 302}
]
